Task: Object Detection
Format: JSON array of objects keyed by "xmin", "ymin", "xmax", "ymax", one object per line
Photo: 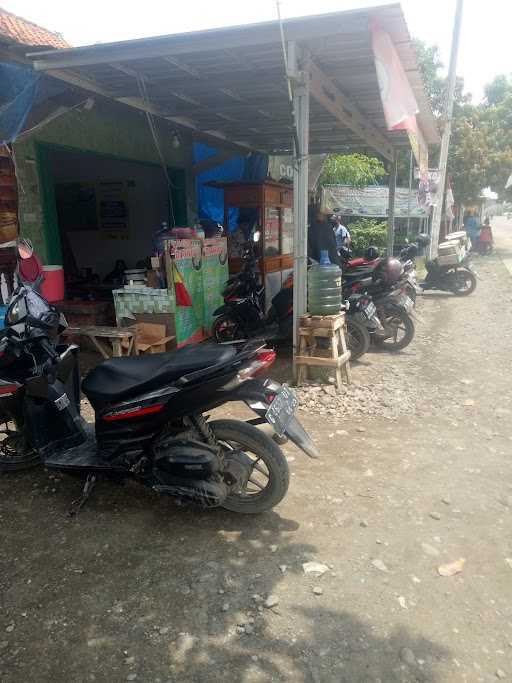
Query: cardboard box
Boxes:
[{"xmin": 133, "ymin": 322, "xmax": 175, "ymax": 354}]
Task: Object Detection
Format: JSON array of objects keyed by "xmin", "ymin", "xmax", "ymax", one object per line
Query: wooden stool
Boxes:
[{"xmin": 294, "ymin": 313, "xmax": 351, "ymax": 392}]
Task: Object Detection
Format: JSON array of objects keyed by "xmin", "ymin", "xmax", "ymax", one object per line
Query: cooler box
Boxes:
[{"xmin": 41, "ymin": 265, "xmax": 65, "ymax": 302}]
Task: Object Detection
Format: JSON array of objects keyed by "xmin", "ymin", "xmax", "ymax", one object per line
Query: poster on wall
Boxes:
[
  {"xmin": 167, "ymin": 239, "xmax": 205, "ymax": 347},
  {"xmin": 202, "ymin": 237, "xmax": 228, "ymax": 335},
  {"xmin": 97, "ymin": 180, "xmax": 129, "ymax": 239}
]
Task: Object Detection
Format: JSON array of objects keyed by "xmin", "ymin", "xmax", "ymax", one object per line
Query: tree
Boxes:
[
  {"xmin": 413, "ymin": 40, "xmax": 446, "ymax": 116},
  {"xmin": 318, "ymin": 153, "xmax": 386, "ymax": 188},
  {"xmin": 484, "ymin": 74, "xmax": 512, "ymax": 106},
  {"xmin": 415, "ymin": 40, "xmax": 512, "ymax": 202}
]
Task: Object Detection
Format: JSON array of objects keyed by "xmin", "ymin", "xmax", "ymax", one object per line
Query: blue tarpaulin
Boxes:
[
  {"xmin": 0, "ymin": 62, "xmax": 41, "ymax": 145},
  {"xmin": 194, "ymin": 142, "xmax": 268, "ymax": 231},
  {"xmin": 0, "ymin": 61, "xmax": 67, "ymax": 145}
]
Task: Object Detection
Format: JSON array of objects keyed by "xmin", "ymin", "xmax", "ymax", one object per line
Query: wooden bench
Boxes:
[
  {"xmin": 294, "ymin": 312, "xmax": 351, "ymax": 392},
  {"xmin": 63, "ymin": 325, "xmax": 136, "ymax": 359}
]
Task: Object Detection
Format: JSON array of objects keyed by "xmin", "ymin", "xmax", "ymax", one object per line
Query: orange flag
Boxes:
[{"xmin": 171, "ymin": 260, "xmax": 193, "ymax": 307}]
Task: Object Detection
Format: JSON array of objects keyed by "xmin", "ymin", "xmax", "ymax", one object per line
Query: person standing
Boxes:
[
  {"xmin": 307, "ymin": 208, "xmax": 342, "ymax": 266},
  {"xmin": 333, "ymin": 215, "xmax": 351, "ymax": 252},
  {"xmin": 463, "ymin": 209, "xmax": 481, "ymax": 248}
]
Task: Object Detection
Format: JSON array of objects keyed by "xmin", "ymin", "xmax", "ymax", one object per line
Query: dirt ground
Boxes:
[{"xmin": 1, "ymin": 219, "xmax": 512, "ymax": 683}]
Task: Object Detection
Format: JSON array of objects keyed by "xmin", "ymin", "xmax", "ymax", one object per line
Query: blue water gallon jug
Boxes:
[{"xmin": 308, "ymin": 250, "xmax": 342, "ymax": 315}]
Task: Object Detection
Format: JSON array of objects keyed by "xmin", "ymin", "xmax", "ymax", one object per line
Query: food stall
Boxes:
[
  {"xmin": 209, "ymin": 180, "xmax": 294, "ymax": 310},
  {"xmin": 113, "ymin": 235, "xmax": 228, "ymax": 348}
]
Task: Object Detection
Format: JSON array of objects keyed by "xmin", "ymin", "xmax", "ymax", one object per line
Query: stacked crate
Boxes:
[{"xmin": 437, "ymin": 239, "xmax": 466, "ymax": 266}]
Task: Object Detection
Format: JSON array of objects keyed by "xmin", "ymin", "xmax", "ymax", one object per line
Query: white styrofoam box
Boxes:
[
  {"xmin": 438, "ymin": 241, "xmax": 460, "ymax": 256},
  {"xmin": 437, "ymin": 253, "xmax": 460, "ymax": 266},
  {"xmin": 444, "ymin": 231, "xmax": 467, "ymax": 244}
]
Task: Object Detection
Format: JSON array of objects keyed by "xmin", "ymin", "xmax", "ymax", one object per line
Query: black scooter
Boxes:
[
  {"xmin": 0, "ymin": 283, "xmax": 317, "ymax": 516},
  {"xmin": 402, "ymin": 235, "xmax": 477, "ymax": 297},
  {"xmin": 212, "ymin": 232, "xmax": 293, "ymax": 343}
]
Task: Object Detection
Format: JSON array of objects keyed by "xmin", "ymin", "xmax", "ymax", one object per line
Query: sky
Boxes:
[{"xmin": 2, "ymin": 0, "xmax": 510, "ymax": 102}]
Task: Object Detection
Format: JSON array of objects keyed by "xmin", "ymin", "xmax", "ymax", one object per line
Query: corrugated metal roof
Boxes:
[
  {"xmin": 27, "ymin": 4, "xmax": 439, "ymax": 156},
  {"xmin": 0, "ymin": 6, "xmax": 69, "ymax": 49}
]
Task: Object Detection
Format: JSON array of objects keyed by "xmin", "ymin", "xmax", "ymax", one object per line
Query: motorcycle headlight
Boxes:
[
  {"xmin": 7, "ymin": 301, "xmax": 21, "ymax": 324},
  {"xmin": 6, "ymin": 296, "xmax": 27, "ymax": 325}
]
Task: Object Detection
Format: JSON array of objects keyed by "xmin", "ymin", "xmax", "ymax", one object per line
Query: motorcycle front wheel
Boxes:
[
  {"xmin": 451, "ymin": 268, "xmax": 477, "ymax": 296},
  {"xmin": 213, "ymin": 314, "xmax": 245, "ymax": 343},
  {"xmin": 211, "ymin": 419, "xmax": 290, "ymax": 514},
  {"xmin": 374, "ymin": 310, "xmax": 415, "ymax": 352},
  {"xmin": 345, "ymin": 318, "xmax": 371, "ymax": 361},
  {"xmin": 0, "ymin": 423, "xmax": 40, "ymax": 471}
]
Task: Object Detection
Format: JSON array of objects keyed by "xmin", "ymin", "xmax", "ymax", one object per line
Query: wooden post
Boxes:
[{"xmin": 387, "ymin": 150, "xmax": 398, "ymax": 256}]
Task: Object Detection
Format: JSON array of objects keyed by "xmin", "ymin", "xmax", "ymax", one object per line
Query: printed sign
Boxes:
[{"xmin": 202, "ymin": 237, "xmax": 228, "ymax": 335}]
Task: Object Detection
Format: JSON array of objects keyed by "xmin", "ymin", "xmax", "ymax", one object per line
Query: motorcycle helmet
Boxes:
[
  {"xmin": 372, "ymin": 257, "xmax": 403, "ymax": 285},
  {"xmin": 417, "ymin": 233, "xmax": 431, "ymax": 246},
  {"xmin": 365, "ymin": 246, "xmax": 380, "ymax": 261},
  {"xmin": 406, "ymin": 244, "xmax": 418, "ymax": 259}
]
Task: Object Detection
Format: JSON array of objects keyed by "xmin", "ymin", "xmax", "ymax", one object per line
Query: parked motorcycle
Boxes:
[
  {"xmin": 0, "ymin": 279, "xmax": 318, "ymax": 515},
  {"xmin": 398, "ymin": 244, "xmax": 422, "ymax": 304},
  {"xmin": 344, "ymin": 293, "xmax": 377, "ymax": 360},
  {"xmin": 213, "ymin": 233, "xmax": 293, "ymax": 343},
  {"xmin": 402, "ymin": 233, "xmax": 477, "ymax": 297},
  {"xmin": 343, "ymin": 257, "xmax": 416, "ymax": 352},
  {"xmin": 422, "ymin": 259, "xmax": 477, "ymax": 296}
]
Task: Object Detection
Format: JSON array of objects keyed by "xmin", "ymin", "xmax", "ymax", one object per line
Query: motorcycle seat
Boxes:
[
  {"xmin": 82, "ymin": 343, "xmax": 236, "ymax": 403},
  {"xmin": 344, "ymin": 266, "xmax": 375, "ymax": 280}
]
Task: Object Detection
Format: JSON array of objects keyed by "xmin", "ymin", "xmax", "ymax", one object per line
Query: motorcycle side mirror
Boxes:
[
  {"xmin": 253, "ymin": 230, "xmax": 261, "ymax": 243},
  {"xmin": 18, "ymin": 238, "xmax": 34, "ymax": 260}
]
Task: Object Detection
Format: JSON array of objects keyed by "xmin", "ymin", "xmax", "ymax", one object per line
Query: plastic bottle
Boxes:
[{"xmin": 308, "ymin": 250, "xmax": 342, "ymax": 315}]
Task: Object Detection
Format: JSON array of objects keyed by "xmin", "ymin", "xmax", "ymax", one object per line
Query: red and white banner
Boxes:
[{"xmin": 371, "ymin": 20, "xmax": 428, "ymax": 173}]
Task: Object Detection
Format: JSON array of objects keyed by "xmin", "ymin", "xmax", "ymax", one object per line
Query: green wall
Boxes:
[{"xmin": 14, "ymin": 99, "xmax": 195, "ymax": 264}]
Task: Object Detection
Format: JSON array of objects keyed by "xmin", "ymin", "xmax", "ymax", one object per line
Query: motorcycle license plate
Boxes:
[
  {"xmin": 364, "ymin": 302, "xmax": 376, "ymax": 318},
  {"xmin": 400, "ymin": 295, "xmax": 414, "ymax": 312},
  {"xmin": 266, "ymin": 385, "xmax": 299, "ymax": 437}
]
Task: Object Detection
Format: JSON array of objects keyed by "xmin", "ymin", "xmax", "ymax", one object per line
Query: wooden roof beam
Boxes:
[{"xmin": 307, "ymin": 57, "xmax": 395, "ymax": 161}]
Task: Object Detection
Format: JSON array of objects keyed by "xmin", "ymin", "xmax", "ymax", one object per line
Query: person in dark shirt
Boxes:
[{"xmin": 307, "ymin": 207, "xmax": 342, "ymax": 267}]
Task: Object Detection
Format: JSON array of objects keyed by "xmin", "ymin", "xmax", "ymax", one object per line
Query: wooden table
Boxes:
[{"xmin": 63, "ymin": 325, "xmax": 135, "ymax": 358}]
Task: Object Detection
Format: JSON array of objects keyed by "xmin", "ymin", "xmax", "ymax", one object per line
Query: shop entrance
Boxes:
[{"xmin": 38, "ymin": 144, "xmax": 187, "ymax": 287}]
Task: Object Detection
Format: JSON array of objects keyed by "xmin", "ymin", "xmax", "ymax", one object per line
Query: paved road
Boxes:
[
  {"xmin": 1, "ymin": 235, "xmax": 512, "ymax": 682},
  {"xmin": 492, "ymin": 215, "xmax": 512, "ymax": 275}
]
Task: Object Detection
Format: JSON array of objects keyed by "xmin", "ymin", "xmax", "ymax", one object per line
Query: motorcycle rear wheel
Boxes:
[
  {"xmin": 213, "ymin": 315, "xmax": 245, "ymax": 343},
  {"xmin": 211, "ymin": 419, "xmax": 290, "ymax": 514},
  {"xmin": 451, "ymin": 268, "xmax": 477, "ymax": 296},
  {"xmin": 374, "ymin": 310, "xmax": 415, "ymax": 352},
  {"xmin": 345, "ymin": 318, "xmax": 371, "ymax": 361},
  {"xmin": 0, "ymin": 424, "xmax": 40, "ymax": 471}
]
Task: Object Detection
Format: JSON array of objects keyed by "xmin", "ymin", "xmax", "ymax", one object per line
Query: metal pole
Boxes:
[
  {"xmin": 407, "ymin": 149, "xmax": 413, "ymax": 238},
  {"xmin": 428, "ymin": 0, "xmax": 464, "ymax": 259},
  {"xmin": 289, "ymin": 44, "xmax": 309, "ymax": 367},
  {"xmin": 387, "ymin": 150, "xmax": 398, "ymax": 256}
]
